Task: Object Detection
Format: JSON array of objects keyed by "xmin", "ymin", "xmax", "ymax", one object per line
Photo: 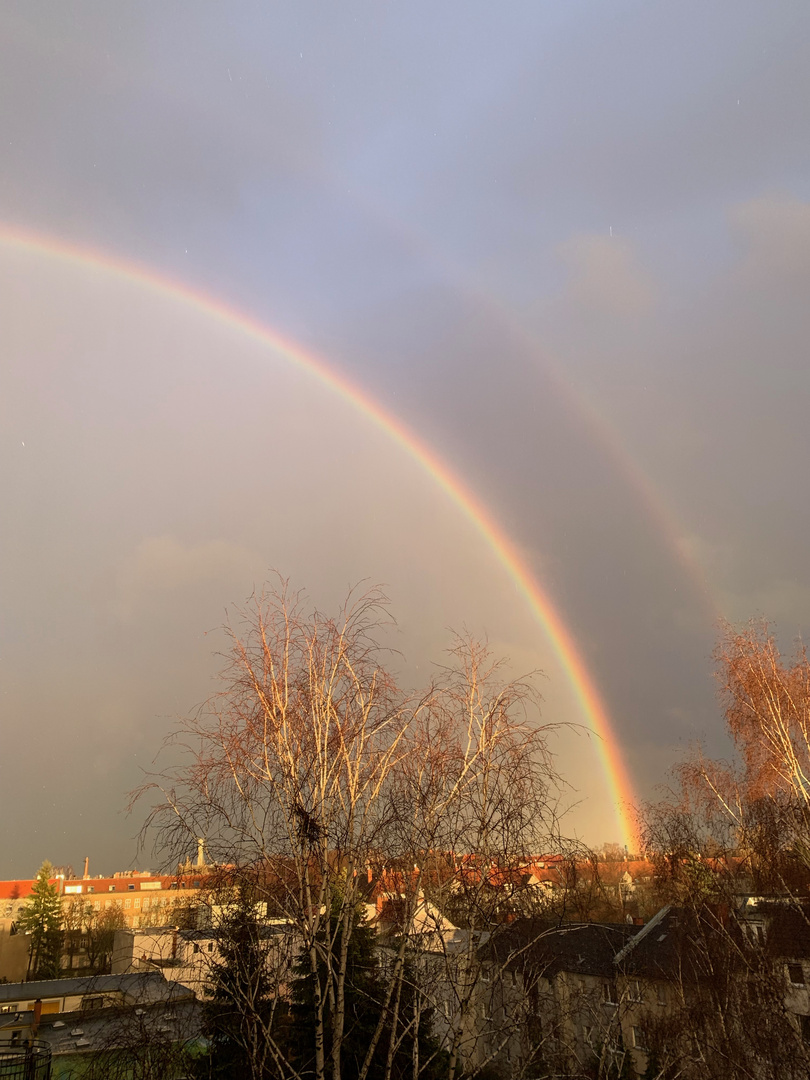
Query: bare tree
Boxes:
[
  {"xmin": 634, "ymin": 619, "xmax": 810, "ymax": 1078},
  {"xmin": 642, "ymin": 620, "xmax": 810, "ymax": 900},
  {"xmin": 73, "ymin": 996, "xmax": 201, "ymax": 1080},
  {"xmin": 379, "ymin": 635, "xmax": 566, "ymax": 1079},
  {"xmin": 138, "ymin": 583, "xmax": 425, "ymax": 1080},
  {"xmin": 622, "ymin": 901, "xmax": 810, "ymax": 1080},
  {"xmin": 137, "ymin": 585, "xmax": 568, "ymax": 1080},
  {"xmin": 62, "ymin": 899, "xmax": 127, "ymax": 975}
]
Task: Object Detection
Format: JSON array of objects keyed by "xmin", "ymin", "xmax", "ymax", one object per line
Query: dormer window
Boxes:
[{"xmin": 748, "ymin": 923, "xmax": 766, "ymax": 946}]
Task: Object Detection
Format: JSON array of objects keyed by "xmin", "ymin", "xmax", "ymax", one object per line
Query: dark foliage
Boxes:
[
  {"xmin": 285, "ymin": 895, "xmax": 446, "ymax": 1080},
  {"xmin": 201, "ymin": 897, "xmax": 282, "ymax": 1080}
]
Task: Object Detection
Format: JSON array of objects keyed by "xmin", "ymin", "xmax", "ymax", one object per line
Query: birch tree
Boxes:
[
  {"xmin": 138, "ymin": 584, "xmax": 566, "ymax": 1080},
  {"xmin": 139, "ymin": 583, "xmax": 423, "ymax": 1080},
  {"xmin": 380, "ymin": 637, "xmax": 565, "ymax": 1079},
  {"xmin": 635, "ymin": 620, "xmax": 810, "ymax": 1079}
]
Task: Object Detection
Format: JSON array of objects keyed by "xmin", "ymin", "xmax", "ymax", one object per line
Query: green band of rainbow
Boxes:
[{"xmin": 0, "ymin": 223, "xmax": 639, "ymax": 850}]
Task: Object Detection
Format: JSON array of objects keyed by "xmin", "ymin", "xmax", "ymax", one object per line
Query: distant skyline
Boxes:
[{"xmin": 2, "ymin": 2, "xmax": 810, "ymax": 875}]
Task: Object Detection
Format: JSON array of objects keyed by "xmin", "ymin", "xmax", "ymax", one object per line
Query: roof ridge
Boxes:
[{"xmin": 613, "ymin": 905, "xmax": 671, "ymax": 966}]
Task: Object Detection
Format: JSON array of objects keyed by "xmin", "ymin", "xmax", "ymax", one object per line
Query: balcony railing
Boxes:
[{"xmin": 0, "ymin": 1040, "xmax": 52, "ymax": 1079}]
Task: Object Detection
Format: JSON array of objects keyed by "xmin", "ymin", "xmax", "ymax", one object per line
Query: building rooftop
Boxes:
[
  {"xmin": 485, "ymin": 918, "xmax": 640, "ymax": 979},
  {"xmin": 0, "ymin": 972, "xmax": 194, "ymax": 1005}
]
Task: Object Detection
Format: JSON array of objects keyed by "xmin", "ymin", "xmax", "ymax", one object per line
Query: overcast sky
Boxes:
[{"xmin": 2, "ymin": 2, "xmax": 809, "ymax": 876}]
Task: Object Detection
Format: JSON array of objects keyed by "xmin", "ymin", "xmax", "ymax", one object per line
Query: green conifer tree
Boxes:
[
  {"xmin": 643, "ymin": 1048, "xmax": 665, "ymax": 1080},
  {"xmin": 286, "ymin": 893, "xmax": 384, "ymax": 1080},
  {"xmin": 17, "ymin": 860, "xmax": 62, "ymax": 979},
  {"xmin": 284, "ymin": 892, "xmax": 446, "ymax": 1080},
  {"xmin": 202, "ymin": 893, "xmax": 280, "ymax": 1080}
]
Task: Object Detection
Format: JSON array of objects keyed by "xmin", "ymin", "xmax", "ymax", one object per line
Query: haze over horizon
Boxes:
[{"xmin": 2, "ymin": 2, "xmax": 810, "ymax": 877}]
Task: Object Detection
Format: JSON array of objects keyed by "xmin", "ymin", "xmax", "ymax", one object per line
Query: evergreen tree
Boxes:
[
  {"xmin": 643, "ymin": 1048, "xmax": 665, "ymax": 1080},
  {"xmin": 388, "ymin": 958, "xmax": 449, "ymax": 1080},
  {"xmin": 286, "ymin": 893, "xmax": 385, "ymax": 1080},
  {"xmin": 17, "ymin": 860, "xmax": 62, "ymax": 979},
  {"xmin": 201, "ymin": 893, "xmax": 281, "ymax": 1080},
  {"xmin": 284, "ymin": 894, "xmax": 446, "ymax": 1080}
]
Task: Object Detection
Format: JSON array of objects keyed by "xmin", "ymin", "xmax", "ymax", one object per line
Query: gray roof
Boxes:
[
  {"xmin": 0, "ymin": 972, "xmax": 194, "ymax": 1004},
  {"xmin": 613, "ymin": 905, "xmax": 671, "ymax": 966},
  {"xmin": 35, "ymin": 998, "xmax": 203, "ymax": 1058},
  {"xmin": 484, "ymin": 917, "xmax": 640, "ymax": 978}
]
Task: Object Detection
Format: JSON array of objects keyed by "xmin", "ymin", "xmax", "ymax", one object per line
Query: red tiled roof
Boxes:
[
  {"xmin": 0, "ymin": 874, "xmax": 212, "ymax": 900},
  {"xmin": 0, "ymin": 880, "xmax": 39, "ymax": 900}
]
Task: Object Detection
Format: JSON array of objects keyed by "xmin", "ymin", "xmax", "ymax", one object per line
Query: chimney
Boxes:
[
  {"xmin": 83, "ymin": 857, "xmax": 89, "ymax": 880},
  {"xmin": 196, "ymin": 838, "xmax": 205, "ymax": 869},
  {"xmin": 32, "ymin": 999, "xmax": 42, "ymax": 1037}
]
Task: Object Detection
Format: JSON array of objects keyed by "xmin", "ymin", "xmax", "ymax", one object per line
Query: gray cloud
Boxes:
[{"xmin": 1, "ymin": 1, "xmax": 808, "ymax": 872}]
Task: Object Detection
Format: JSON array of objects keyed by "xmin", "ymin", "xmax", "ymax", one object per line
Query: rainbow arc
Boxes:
[{"xmin": 0, "ymin": 223, "xmax": 639, "ymax": 850}]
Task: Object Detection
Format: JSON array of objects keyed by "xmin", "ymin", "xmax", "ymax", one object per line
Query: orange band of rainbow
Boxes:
[{"xmin": 0, "ymin": 223, "xmax": 639, "ymax": 850}]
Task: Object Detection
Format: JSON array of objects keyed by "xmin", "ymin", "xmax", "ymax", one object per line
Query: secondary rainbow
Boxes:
[
  {"xmin": 0, "ymin": 223, "xmax": 639, "ymax": 850},
  {"xmin": 353, "ymin": 185, "xmax": 720, "ymax": 620}
]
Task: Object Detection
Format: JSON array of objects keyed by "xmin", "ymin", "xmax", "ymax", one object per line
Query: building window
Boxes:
[
  {"xmin": 747, "ymin": 923, "xmax": 765, "ymax": 946},
  {"xmin": 108, "ymin": 885, "xmax": 116, "ymax": 892},
  {"xmin": 656, "ymin": 983, "xmax": 667, "ymax": 1006},
  {"xmin": 602, "ymin": 981, "xmax": 618, "ymax": 1005},
  {"xmin": 207, "ymin": 942, "xmax": 214, "ymax": 952},
  {"xmin": 128, "ymin": 884, "xmax": 135, "ymax": 891},
  {"xmin": 631, "ymin": 1026, "xmax": 648, "ymax": 1051},
  {"xmin": 801, "ymin": 1015, "xmax": 810, "ymax": 1043},
  {"xmin": 134, "ymin": 898, "xmax": 140, "ymax": 909},
  {"xmin": 629, "ymin": 980, "xmax": 643, "ymax": 1002},
  {"xmin": 789, "ymin": 964, "xmax": 805, "ymax": 986}
]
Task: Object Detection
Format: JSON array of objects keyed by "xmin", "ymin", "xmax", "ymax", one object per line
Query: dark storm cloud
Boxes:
[
  {"xmin": 532, "ymin": 193, "xmax": 810, "ymax": 677},
  {"xmin": 334, "ymin": 275, "xmax": 720, "ymax": 774},
  {"xmin": 0, "ymin": 5, "xmax": 324, "ymax": 263},
  {"xmin": 1, "ymin": 1, "xmax": 808, "ymax": 872}
]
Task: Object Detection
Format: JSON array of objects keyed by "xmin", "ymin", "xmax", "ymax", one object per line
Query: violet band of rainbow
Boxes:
[{"xmin": 0, "ymin": 223, "xmax": 640, "ymax": 851}]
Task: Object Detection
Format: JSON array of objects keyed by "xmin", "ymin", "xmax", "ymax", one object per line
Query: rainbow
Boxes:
[
  {"xmin": 0, "ymin": 223, "xmax": 639, "ymax": 850},
  {"xmin": 351, "ymin": 184, "xmax": 719, "ymax": 620}
]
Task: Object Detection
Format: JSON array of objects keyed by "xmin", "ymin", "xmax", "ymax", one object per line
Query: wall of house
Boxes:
[{"xmin": 0, "ymin": 919, "xmax": 30, "ymax": 983}]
